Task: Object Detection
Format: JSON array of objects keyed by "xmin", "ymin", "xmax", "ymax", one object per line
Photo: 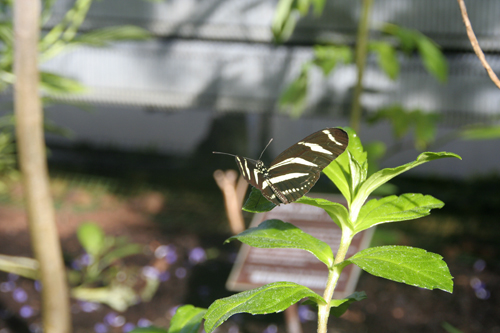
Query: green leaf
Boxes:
[
  {"xmin": 71, "ymin": 284, "xmax": 137, "ymax": 311},
  {"xmin": 323, "ymin": 127, "xmax": 365, "ymax": 204},
  {"xmin": 369, "ymin": 41, "xmax": 400, "ymax": 80},
  {"xmin": 296, "ymin": 196, "xmax": 351, "ymax": 230},
  {"xmin": 40, "ymin": 71, "xmax": 86, "ymax": 94},
  {"xmin": 226, "ymin": 219, "xmax": 334, "ymax": 267},
  {"xmin": 330, "ymin": 291, "xmax": 367, "ymax": 317},
  {"xmin": 313, "ymin": 45, "xmax": 352, "ymax": 76},
  {"xmin": 364, "ymin": 141, "xmax": 386, "ymax": 176},
  {"xmin": 350, "ymin": 152, "xmax": 461, "ymax": 220},
  {"xmin": 242, "ymin": 187, "xmax": 276, "ymax": 213},
  {"xmin": 100, "ymin": 243, "xmax": 143, "ymax": 267},
  {"xmin": 204, "ymin": 282, "xmax": 325, "ymax": 333},
  {"xmin": 130, "ymin": 328, "xmax": 168, "ymax": 333},
  {"xmin": 168, "ymin": 305, "xmax": 207, "ymax": 333},
  {"xmin": 346, "ymin": 246, "xmax": 453, "ymax": 292},
  {"xmin": 412, "ymin": 110, "xmax": 439, "ymax": 150},
  {"xmin": 459, "ymin": 125, "xmax": 500, "ymax": 140},
  {"xmin": 368, "ymin": 105, "xmax": 410, "ymax": 139},
  {"xmin": 416, "ymin": 35, "xmax": 448, "ymax": 83},
  {"xmin": 0, "ymin": 254, "xmax": 39, "ymax": 280},
  {"xmin": 279, "ymin": 66, "xmax": 309, "ymax": 118},
  {"xmin": 77, "ymin": 222, "xmax": 106, "ymax": 257},
  {"xmin": 271, "ymin": 0, "xmax": 297, "ymax": 42},
  {"xmin": 71, "ymin": 26, "xmax": 151, "ymax": 47},
  {"xmin": 311, "ymin": 0, "xmax": 326, "ymax": 15},
  {"xmin": 382, "ymin": 23, "xmax": 418, "ymax": 54},
  {"xmin": 354, "ymin": 194, "xmax": 444, "ymax": 233},
  {"xmin": 442, "ymin": 322, "xmax": 464, "ymax": 333}
]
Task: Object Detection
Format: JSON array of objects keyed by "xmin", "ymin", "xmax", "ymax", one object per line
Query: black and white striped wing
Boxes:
[
  {"xmin": 266, "ymin": 128, "xmax": 348, "ymax": 203},
  {"xmin": 234, "ymin": 156, "xmax": 265, "ymax": 189}
]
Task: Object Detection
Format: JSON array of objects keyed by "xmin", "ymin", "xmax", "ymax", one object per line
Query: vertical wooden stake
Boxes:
[
  {"xmin": 14, "ymin": 1, "xmax": 72, "ymax": 332},
  {"xmin": 214, "ymin": 169, "xmax": 303, "ymax": 333}
]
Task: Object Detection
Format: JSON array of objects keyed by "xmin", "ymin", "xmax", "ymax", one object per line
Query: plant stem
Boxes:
[
  {"xmin": 13, "ymin": 1, "xmax": 71, "ymax": 332},
  {"xmin": 350, "ymin": 0, "xmax": 374, "ymax": 133},
  {"xmin": 317, "ymin": 229, "xmax": 354, "ymax": 333}
]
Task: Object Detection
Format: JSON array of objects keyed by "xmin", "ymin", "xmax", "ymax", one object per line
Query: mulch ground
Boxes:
[{"xmin": 0, "ymin": 177, "xmax": 499, "ymax": 333}]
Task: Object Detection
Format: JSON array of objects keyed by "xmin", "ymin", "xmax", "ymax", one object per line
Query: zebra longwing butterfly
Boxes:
[{"xmin": 214, "ymin": 127, "xmax": 348, "ymax": 205}]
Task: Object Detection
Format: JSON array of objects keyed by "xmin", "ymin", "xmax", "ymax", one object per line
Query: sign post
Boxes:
[{"xmin": 227, "ymin": 195, "xmax": 374, "ymax": 299}]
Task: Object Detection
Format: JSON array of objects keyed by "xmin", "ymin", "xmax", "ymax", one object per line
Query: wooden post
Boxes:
[
  {"xmin": 13, "ymin": 1, "xmax": 72, "ymax": 332},
  {"xmin": 214, "ymin": 170, "xmax": 303, "ymax": 333}
]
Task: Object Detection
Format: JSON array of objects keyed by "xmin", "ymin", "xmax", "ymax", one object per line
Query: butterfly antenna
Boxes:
[
  {"xmin": 258, "ymin": 138, "xmax": 273, "ymax": 161},
  {"xmin": 212, "ymin": 151, "xmax": 238, "ymax": 157}
]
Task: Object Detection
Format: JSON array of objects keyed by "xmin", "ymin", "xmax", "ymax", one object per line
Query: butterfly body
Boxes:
[{"xmin": 232, "ymin": 128, "xmax": 348, "ymax": 205}]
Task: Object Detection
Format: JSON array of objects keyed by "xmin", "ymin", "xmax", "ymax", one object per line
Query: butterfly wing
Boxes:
[{"xmin": 266, "ymin": 128, "xmax": 348, "ymax": 203}]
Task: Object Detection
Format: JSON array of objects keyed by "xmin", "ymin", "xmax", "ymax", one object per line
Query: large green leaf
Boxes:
[
  {"xmin": 350, "ymin": 152, "xmax": 461, "ymax": 220},
  {"xmin": 354, "ymin": 193, "xmax": 444, "ymax": 233},
  {"xmin": 346, "ymin": 246, "xmax": 453, "ymax": 292},
  {"xmin": 226, "ymin": 219, "xmax": 333, "ymax": 267},
  {"xmin": 168, "ymin": 305, "xmax": 207, "ymax": 333},
  {"xmin": 204, "ymin": 282, "xmax": 325, "ymax": 333},
  {"xmin": 296, "ymin": 196, "xmax": 351, "ymax": 229},
  {"xmin": 77, "ymin": 222, "xmax": 106, "ymax": 257},
  {"xmin": 242, "ymin": 187, "xmax": 276, "ymax": 213},
  {"xmin": 0, "ymin": 255, "xmax": 39, "ymax": 280}
]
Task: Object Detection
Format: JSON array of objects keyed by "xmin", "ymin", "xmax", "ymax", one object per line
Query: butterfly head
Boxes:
[{"xmin": 256, "ymin": 160, "xmax": 269, "ymax": 177}]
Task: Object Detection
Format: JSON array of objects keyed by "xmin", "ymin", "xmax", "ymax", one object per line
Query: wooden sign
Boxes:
[{"xmin": 227, "ymin": 195, "xmax": 374, "ymax": 299}]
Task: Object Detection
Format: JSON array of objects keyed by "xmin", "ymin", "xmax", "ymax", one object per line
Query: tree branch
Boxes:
[
  {"xmin": 456, "ymin": 0, "xmax": 500, "ymax": 89},
  {"xmin": 13, "ymin": 1, "xmax": 72, "ymax": 332}
]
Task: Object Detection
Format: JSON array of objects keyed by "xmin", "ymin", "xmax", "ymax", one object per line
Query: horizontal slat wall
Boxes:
[
  {"xmin": 40, "ymin": 40, "xmax": 500, "ymax": 125},
  {"xmin": 46, "ymin": 0, "xmax": 500, "ymax": 50}
]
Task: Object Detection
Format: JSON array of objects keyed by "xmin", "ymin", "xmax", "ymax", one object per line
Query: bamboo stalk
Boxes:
[{"xmin": 13, "ymin": 1, "xmax": 72, "ymax": 332}]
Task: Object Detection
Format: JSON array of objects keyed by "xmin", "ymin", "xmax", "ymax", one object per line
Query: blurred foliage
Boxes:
[
  {"xmin": 278, "ymin": 21, "xmax": 447, "ymax": 118},
  {"xmin": 272, "ymin": 0, "xmax": 326, "ymax": 42},
  {"xmin": 0, "ymin": 0, "xmax": 153, "ymax": 195}
]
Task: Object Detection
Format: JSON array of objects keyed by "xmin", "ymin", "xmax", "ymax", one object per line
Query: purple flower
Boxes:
[
  {"xmin": 263, "ymin": 324, "xmax": 278, "ymax": 333},
  {"xmin": 298, "ymin": 305, "xmax": 316, "ymax": 322},
  {"xmin": 19, "ymin": 305, "xmax": 33, "ymax": 318},
  {"xmin": 8, "ymin": 273, "xmax": 19, "ymax": 281},
  {"xmin": 12, "ymin": 288, "xmax": 28, "ymax": 303},
  {"xmin": 189, "ymin": 247, "xmax": 207, "ymax": 264},
  {"xmin": 473, "ymin": 259, "xmax": 486, "ymax": 272},
  {"xmin": 0, "ymin": 281, "xmax": 15, "ymax": 293},
  {"xmin": 34, "ymin": 280, "xmax": 42, "ymax": 292},
  {"xmin": 175, "ymin": 267, "xmax": 187, "ymax": 279},
  {"xmin": 154, "ymin": 245, "xmax": 169, "ymax": 259},
  {"xmin": 94, "ymin": 323, "xmax": 108, "ymax": 333},
  {"xmin": 122, "ymin": 323, "xmax": 135, "ymax": 332},
  {"xmin": 79, "ymin": 301, "xmax": 101, "ymax": 313},
  {"xmin": 137, "ymin": 318, "xmax": 152, "ymax": 327},
  {"xmin": 159, "ymin": 271, "xmax": 170, "ymax": 282},
  {"xmin": 104, "ymin": 312, "xmax": 125, "ymax": 327},
  {"xmin": 165, "ymin": 247, "xmax": 178, "ymax": 264},
  {"xmin": 142, "ymin": 266, "xmax": 160, "ymax": 280}
]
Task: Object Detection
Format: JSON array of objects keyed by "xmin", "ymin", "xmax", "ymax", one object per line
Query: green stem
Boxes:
[
  {"xmin": 349, "ymin": 0, "xmax": 374, "ymax": 133},
  {"xmin": 317, "ymin": 229, "xmax": 354, "ymax": 333}
]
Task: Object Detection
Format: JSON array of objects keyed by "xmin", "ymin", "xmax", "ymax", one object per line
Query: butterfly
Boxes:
[{"xmin": 214, "ymin": 127, "xmax": 348, "ymax": 205}]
